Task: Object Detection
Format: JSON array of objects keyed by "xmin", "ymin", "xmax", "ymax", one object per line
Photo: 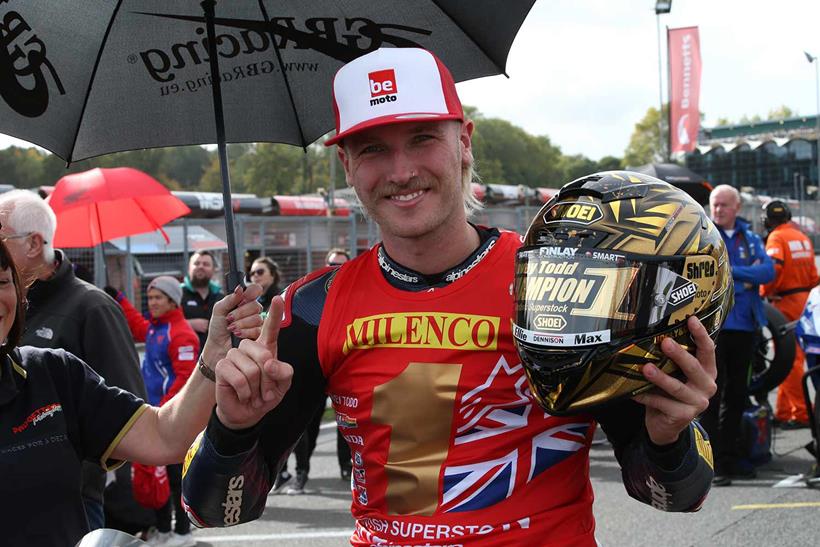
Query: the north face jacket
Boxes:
[{"xmin": 22, "ymin": 250, "xmax": 146, "ymax": 504}]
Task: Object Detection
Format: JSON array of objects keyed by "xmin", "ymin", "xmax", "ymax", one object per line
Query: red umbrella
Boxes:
[{"xmin": 47, "ymin": 167, "xmax": 191, "ymax": 248}]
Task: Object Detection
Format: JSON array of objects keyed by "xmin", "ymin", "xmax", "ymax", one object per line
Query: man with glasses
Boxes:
[{"xmin": 0, "ymin": 189, "xmax": 146, "ymax": 530}]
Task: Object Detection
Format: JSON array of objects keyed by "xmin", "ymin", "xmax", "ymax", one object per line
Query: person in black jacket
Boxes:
[
  {"xmin": 0, "ymin": 229, "xmax": 265, "ymax": 547},
  {"xmin": 0, "ymin": 189, "xmax": 147, "ymax": 530},
  {"xmin": 181, "ymin": 250, "xmax": 225, "ymax": 351}
]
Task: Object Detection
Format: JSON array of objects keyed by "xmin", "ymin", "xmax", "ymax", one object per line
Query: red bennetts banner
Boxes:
[{"xmin": 668, "ymin": 26, "xmax": 702, "ymax": 154}]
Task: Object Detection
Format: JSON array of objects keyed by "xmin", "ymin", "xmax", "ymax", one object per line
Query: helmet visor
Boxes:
[{"xmin": 513, "ymin": 247, "xmax": 716, "ymax": 350}]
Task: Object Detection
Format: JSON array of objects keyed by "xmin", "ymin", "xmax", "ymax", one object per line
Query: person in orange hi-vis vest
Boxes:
[{"xmin": 760, "ymin": 200, "xmax": 820, "ymax": 427}]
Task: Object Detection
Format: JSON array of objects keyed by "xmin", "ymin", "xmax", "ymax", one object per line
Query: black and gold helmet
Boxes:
[{"xmin": 514, "ymin": 171, "xmax": 732, "ymax": 415}]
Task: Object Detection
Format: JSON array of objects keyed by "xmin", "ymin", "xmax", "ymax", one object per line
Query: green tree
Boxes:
[
  {"xmin": 711, "ymin": 106, "xmax": 797, "ymax": 128},
  {"xmin": 623, "ymin": 105, "xmax": 667, "ymax": 167},
  {"xmin": 739, "ymin": 113, "xmax": 763, "ymax": 124},
  {"xmin": 199, "ymin": 156, "xmax": 224, "ymax": 192},
  {"xmin": 199, "ymin": 144, "xmax": 255, "ymax": 193},
  {"xmin": 200, "ymin": 142, "xmax": 335, "ymax": 197},
  {"xmin": 0, "ymin": 147, "xmax": 47, "ymax": 188},
  {"xmin": 767, "ymin": 105, "xmax": 797, "ymax": 120},
  {"xmin": 158, "ymin": 146, "xmax": 213, "ymax": 189},
  {"xmin": 255, "ymin": 143, "xmax": 332, "ymax": 195},
  {"xmin": 474, "ymin": 157, "xmax": 505, "ymax": 185},
  {"xmin": 596, "ymin": 155, "xmax": 623, "ymax": 172},
  {"xmin": 558, "ymin": 154, "xmax": 598, "ymax": 183},
  {"xmin": 471, "ymin": 116, "xmax": 563, "ymax": 187}
]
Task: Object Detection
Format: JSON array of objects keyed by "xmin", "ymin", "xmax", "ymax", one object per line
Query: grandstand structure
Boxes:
[{"xmin": 686, "ymin": 115, "xmax": 819, "ymax": 199}]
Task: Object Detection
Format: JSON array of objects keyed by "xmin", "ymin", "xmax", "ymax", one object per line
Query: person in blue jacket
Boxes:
[{"xmin": 702, "ymin": 184, "xmax": 774, "ymax": 486}]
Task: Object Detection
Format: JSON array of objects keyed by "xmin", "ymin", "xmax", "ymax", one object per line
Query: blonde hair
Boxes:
[{"xmin": 463, "ymin": 161, "xmax": 483, "ymax": 218}]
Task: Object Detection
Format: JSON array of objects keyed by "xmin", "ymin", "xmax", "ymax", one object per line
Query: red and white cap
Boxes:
[{"xmin": 325, "ymin": 48, "xmax": 464, "ymax": 146}]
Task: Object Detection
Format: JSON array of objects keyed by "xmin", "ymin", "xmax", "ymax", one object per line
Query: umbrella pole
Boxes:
[
  {"xmin": 202, "ymin": 0, "xmax": 243, "ymax": 293},
  {"xmin": 94, "ymin": 243, "xmax": 109, "ymax": 287}
]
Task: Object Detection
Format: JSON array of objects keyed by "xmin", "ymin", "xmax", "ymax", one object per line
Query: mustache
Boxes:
[{"xmin": 372, "ymin": 180, "xmax": 428, "ymax": 200}]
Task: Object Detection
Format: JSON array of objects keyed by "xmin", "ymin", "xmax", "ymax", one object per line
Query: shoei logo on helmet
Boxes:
[
  {"xmin": 668, "ymin": 279, "xmax": 697, "ymax": 306},
  {"xmin": 368, "ymin": 69, "xmax": 398, "ymax": 105},
  {"xmin": 533, "ymin": 314, "xmax": 567, "ymax": 331},
  {"xmin": 545, "ymin": 202, "xmax": 603, "ymax": 225}
]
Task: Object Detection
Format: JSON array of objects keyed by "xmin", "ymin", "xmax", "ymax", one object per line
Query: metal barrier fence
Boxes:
[
  {"xmin": 67, "ymin": 206, "xmax": 545, "ymax": 311},
  {"xmin": 740, "ymin": 196, "xmax": 820, "ymax": 248},
  {"xmin": 66, "ymin": 198, "xmax": 820, "ymax": 312}
]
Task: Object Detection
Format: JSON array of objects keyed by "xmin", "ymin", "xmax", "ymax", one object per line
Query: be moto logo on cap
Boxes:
[
  {"xmin": 368, "ymin": 69, "xmax": 397, "ymax": 99},
  {"xmin": 326, "ymin": 48, "xmax": 463, "ymax": 146}
]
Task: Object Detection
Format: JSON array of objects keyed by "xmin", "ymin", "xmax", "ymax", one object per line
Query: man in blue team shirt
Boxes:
[{"xmin": 702, "ymin": 184, "xmax": 774, "ymax": 486}]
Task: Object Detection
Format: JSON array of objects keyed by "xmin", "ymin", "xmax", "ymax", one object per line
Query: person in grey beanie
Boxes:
[{"xmin": 109, "ymin": 275, "xmax": 200, "ymax": 546}]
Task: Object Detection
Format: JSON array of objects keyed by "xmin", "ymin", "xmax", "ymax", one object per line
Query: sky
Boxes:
[
  {"xmin": 2, "ymin": 0, "xmax": 820, "ymax": 161},
  {"xmin": 456, "ymin": 0, "xmax": 820, "ymax": 160}
]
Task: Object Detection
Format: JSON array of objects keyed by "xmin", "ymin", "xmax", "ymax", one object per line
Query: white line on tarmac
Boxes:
[
  {"xmin": 196, "ymin": 529, "xmax": 352, "ymax": 542},
  {"xmin": 733, "ymin": 501, "xmax": 820, "ymax": 510}
]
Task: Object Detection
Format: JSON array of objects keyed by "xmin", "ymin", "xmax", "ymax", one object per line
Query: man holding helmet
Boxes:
[
  {"xmin": 760, "ymin": 200, "xmax": 820, "ymax": 428},
  {"xmin": 182, "ymin": 48, "xmax": 723, "ymax": 546}
]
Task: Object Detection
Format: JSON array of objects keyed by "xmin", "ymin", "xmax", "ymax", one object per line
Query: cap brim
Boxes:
[{"xmin": 325, "ymin": 112, "xmax": 463, "ymax": 146}]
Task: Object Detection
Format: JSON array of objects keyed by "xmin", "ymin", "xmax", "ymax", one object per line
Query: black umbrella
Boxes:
[
  {"xmin": 633, "ymin": 163, "xmax": 713, "ymax": 205},
  {"xmin": 0, "ymin": 0, "xmax": 536, "ymax": 289}
]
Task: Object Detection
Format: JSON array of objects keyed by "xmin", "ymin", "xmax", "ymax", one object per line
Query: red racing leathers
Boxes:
[
  {"xmin": 180, "ymin": 227, "xmax": 714, "ymax": 546},
  {"xmin": 320, "ymin": 232, "xmax": 595, "ymax": 544}
]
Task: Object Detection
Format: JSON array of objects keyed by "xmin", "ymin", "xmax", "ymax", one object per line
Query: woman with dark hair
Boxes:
[
  {"xmin": 0, "ymin": 236, "xmax": 264, "ymax": 547},
  {"xmin": 249, "ymin": 256, "xmax": 282, "ymax": 311}
]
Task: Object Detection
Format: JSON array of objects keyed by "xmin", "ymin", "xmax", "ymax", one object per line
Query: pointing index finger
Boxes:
[{"xmin": 258, "ymin": 295, "xmax": 284, "ymax": 353}]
